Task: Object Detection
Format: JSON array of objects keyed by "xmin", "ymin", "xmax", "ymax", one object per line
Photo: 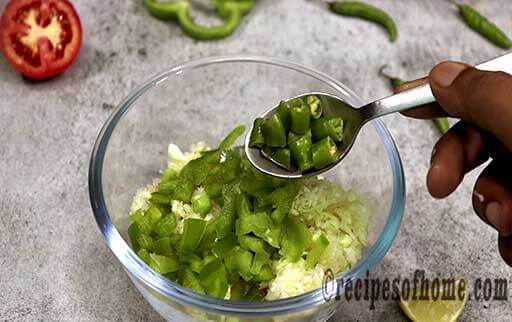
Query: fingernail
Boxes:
[
  {"xmin": 486, "ymin": 202, "xmax": 502, "ymax": 231},
  {"xmin": 431, "ymin": 62, "xmax": 467, "ymax": 88},
  {"xmin": 430, "ymin": 148, "xmax": 437, "ymax": 165},
  {"xmin": 473, "ymin": 190, "xmax": 485, "ymax": 203}
]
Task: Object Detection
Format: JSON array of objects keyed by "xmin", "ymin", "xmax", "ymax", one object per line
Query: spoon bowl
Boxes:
[
  {"xmin": 245, "ymin": 92, "xmax": 364, "ymax": 178},
  {"xmin": 245, "ymin": 52, "xmax": 512, "ymax": 178}
]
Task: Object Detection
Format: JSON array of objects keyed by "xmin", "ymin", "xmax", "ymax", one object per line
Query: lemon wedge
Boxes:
[{"xmin": 400, "ymin": 276, "xmax": 468, "ymax": 322}]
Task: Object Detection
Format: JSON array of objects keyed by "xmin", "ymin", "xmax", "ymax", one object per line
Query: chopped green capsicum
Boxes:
[
  {"xmin": 179, "ymin": 218, "xmax": 207, "ymax": 253},
  {"xmin": 305, "ymin": 234, "xmax": 329, "ymax": 269}
]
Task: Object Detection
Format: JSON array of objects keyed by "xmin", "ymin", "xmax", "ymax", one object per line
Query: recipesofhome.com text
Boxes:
[{"xmin": 322, "ymin": 269, "xmax": 509, "ymax": 310}]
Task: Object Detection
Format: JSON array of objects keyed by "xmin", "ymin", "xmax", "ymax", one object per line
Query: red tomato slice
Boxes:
[{"xmin": 0, "ymin": 0, "xmax": 82, "ymax": 79}]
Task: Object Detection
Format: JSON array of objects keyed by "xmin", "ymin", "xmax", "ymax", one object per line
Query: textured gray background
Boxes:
[{"xmin": 1, "ymin": 0, "xmax": 511, "ymax": 321}]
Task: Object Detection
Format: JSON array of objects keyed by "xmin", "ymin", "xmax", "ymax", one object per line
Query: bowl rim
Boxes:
[{"xmin": 88, "ymin": 55, "xmax": 405, "ymax": 316}]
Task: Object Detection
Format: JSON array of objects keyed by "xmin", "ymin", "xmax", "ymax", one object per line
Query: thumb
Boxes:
[{"xmin": 429, "ymin": 62, "xmax": 512, "ymax": 151}]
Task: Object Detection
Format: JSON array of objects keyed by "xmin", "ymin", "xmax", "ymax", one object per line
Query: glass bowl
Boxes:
[{"xmin": 89, "ymin": 55, "xmax": 405, "ymax": 321}]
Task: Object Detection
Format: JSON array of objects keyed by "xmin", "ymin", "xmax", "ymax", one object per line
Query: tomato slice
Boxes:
[{"xmin": 0, "ymin": 0, "xmax": 82, "ymax": 79}]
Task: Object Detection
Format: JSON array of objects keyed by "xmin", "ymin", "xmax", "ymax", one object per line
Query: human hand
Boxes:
[{"xmin": 397, "ymin": 61, "xmax": 512, "ymax": 266}]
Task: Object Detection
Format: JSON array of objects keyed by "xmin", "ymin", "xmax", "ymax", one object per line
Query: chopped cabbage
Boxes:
[
  {"xmin": 129, "ymin": 179, "xmax": 160, "ymax": 214},
  {"xmin": 167, "ymin": 142, "xmax": 210, "ymax": 173},
  {"xmin": 265, "ymin": 258, "xmax": 324, "ymax": 300}
]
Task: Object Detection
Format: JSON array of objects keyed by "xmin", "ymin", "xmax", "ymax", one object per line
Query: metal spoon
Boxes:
[{"xmin": 245, "ymin": 52, "xmax": 512, "ymax": 179}]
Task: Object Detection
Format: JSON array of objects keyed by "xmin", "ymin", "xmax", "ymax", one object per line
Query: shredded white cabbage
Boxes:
[
  {"xmin": 129, "ymin": 179, "xmax": 160, "ymax": 214},
  {"xmin": 266, "ymin": 177, "xmax": 370, "ymax": 300},
  {"xmin": 172, "ymin": 200, "xmax": 220, "ymax": 234},
  {"xmin": 167, "ymin": 142, "xmax": 210, "ymax": 173},
  {"xmin": 265, "ymin": 258, "xmax": 325, "ymax": 300}
]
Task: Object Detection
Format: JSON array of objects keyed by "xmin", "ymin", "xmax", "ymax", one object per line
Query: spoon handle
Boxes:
[{"xmin": 361, "ymin": 52, "xmax": 512, "ymax": 120}]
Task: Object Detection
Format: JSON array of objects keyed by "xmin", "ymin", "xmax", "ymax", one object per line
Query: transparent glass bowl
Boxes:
[{"xmin": 89, "ymin": 56, "xmax": 405, "ymax": 321}]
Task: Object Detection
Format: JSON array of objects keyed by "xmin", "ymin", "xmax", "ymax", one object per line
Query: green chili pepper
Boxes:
[
  {"xmin": 263, "ymin": 114, "xmax": 287, "ymax": 148},
  {"xmin": 311, "ymin": 117, "xmax": 344, "ymax": 142},
  {"xmin": 191, "ymin": 188, "xmax": 212, "ymax": 216},
  {"xmin": 224, "ymin": 247, "xmax": 254, "ymax": 281},
  {"xmin": 459, "ymin": 4, "xmax": 512, "ymax": 49},
  {"xmin": 179, "ymin": 218, "xmax": 206, "ymax": 253},
  {"xmin": 312, "ymin": 137, "xmax": 339, "ymax": 170},
  {"xmin": 199, "ymin": 258, "xmax": 229, "ymax": 298},
  {"xmin": 433, "ymin": 117, "xmax": 450, "ymax": 134},
  {"xmin": 330, "ymin": 1, "xmax": 397, "ymax": 42},
  {"xmin": 219, "ymin": 125, "xmax": 246, "ymax": 149},
  {"xmin": 306, "ymin": 95, "xmax": 323, "ymax": 119},
  {"xmin": 288, "ymin": 130, "xmax": 311, "ymax": 145},
  {"xmin": 154, "ymin": 214, "xmax": 177, "ymax": 237},
  {"xmin": 389, "ymin": 77, "xmax": 404, "ymax": 89},
  {"xmin": 305, "ymin": 234, "xmax": 329, "ymax": 269},
  {"xmin": 149, "ymin": 253, "xmax": 181, "ymax": 274},
  {"xmin": 154, "ymin": 237, "xmax": 173, "ymax": 255},
  {"xmin": 261, "ymin": 147, "xmax": 292, "ymax": 171},
  {"xmin": 280, "ymin": 216, "xmax": 312, "ymax": 263},
  {"xmin": 277, "ymin": 100, "xmax": 292, "ymax": 131},
  {"xmin": 290, "ymin": 105, "xmax": 311, "ymax": 135},
  {"xmin": 249, "ymin": 118, "xmax": 266, "ymax": 148},
  {"xmin": 289, "ymin": 97, "xmax": 304, "ymax": 107},
  {"xmin": 143, "ymin": 0, "xmax": 255, "ymax": 40},
  {"xmin": 289, "ymin": 134, "xmax": 314, "ymax": 172},
  {"xmin": 182, "ymin": 268, "xmax": 206, "ymax": 294}
]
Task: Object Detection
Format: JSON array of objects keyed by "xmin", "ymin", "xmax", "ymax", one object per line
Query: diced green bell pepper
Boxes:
[
  {"xmin": 149, "ymin": 253, "xmax": 181, "ymax": 274},
  {"xmin": 280, "ymin": 216, "xmax": 312, "ymax": 262},
  {"xmin": 192, "ymin": 188, "xmax": 212, "ymax": 216},
  {"xmin": 305, "ymin": 234, "xmax": 329, "ymax": 269},
  {"xmin": 212, "ymin": 233, "xmax": 238, "ymax": 258},
  {"xmin": 199, "ymin": 258, "xmax": 229, "ymax": 298},
  {"xmin": 224, "ymin": 247, "xmax": 254, "ymax": 281},
  {"xmin": 179, "ymin": 218, "xmax": 206, "ymax": 253},
  {"xmin": 153, "ymin": 214, "xmax": 177, "ymax": 237}
]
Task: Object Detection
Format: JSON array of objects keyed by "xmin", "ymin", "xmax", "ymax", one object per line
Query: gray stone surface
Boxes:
[{"xmin": 0, "ymin": 0, "xmax": 511, "ymax": 321}]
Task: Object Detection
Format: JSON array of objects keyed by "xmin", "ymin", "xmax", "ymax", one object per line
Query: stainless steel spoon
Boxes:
[{"xmin": 245, "ymin": 52, "xmax": 512, "ymax": 179}]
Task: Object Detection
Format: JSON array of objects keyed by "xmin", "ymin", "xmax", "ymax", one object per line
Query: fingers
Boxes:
[
  {"xmin": 498, "ymin": 235, "xmax": 512, "ymax": 266},
  {"xmin": 427, "ymin": 122, "xmax": 489, "ymax": 198},
  {"xmin": 472, "ymin": 159, "xmax": 512, "ymax": 236},
  {"xmin": 429, "ymin": 62, "xmax": 512, "ymax": 150}
]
